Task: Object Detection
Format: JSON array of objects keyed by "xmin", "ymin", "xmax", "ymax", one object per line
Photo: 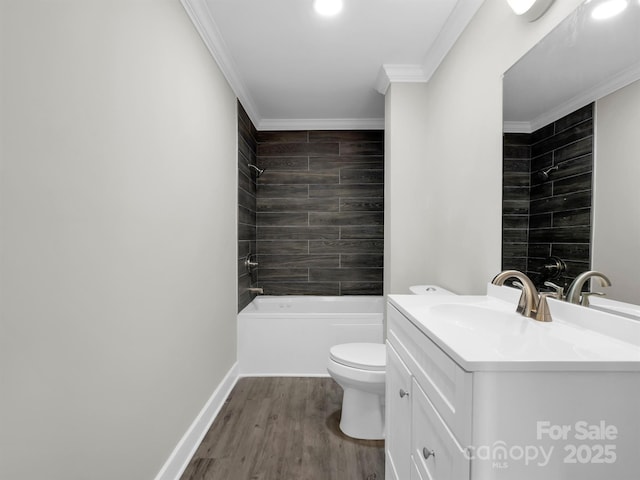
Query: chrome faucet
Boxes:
[
  {"xmin": 247, "ymin": 287, "xmax": 264, "ymax": 295},
  {"xmin": 491, "ymin": 270, "xmax": 539, "ymax": 319},
  {"xmin": 565, "ymin": 271, "xmax": 612, "ymax": 306}
]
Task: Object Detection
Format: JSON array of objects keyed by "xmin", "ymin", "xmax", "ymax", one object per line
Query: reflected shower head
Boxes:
[
  {"xmin": 248, "ymin": 164, "xmax": 265, "ymax": 177},
  {"xmin": 538, "ymin": 165, "xmax": 558, "ymax": 180}
]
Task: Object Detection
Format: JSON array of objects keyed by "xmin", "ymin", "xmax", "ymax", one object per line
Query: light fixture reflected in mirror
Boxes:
[
  {"xmin": 591, "ymin": 0, "xmax": 629, "ymax": 20},
  {"xmin": 506, "ymin": 0, "xmax": 555, "ymax": 21}
]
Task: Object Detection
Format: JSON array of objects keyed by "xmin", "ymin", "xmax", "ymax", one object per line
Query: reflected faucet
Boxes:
[
  {"xmin": 491, "ymin": 270, "xmax": 539, "ymax": 319},
  {"xmin": 566, "ymin": 271, "xmax": 612, "ymax": 306}
]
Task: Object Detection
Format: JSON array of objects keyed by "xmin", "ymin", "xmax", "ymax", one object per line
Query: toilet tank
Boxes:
[{"xmin": 409, "ymin": 285, "xmax": 457, "ymax": 295}]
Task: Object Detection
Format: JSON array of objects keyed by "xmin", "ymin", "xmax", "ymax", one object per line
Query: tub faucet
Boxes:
[
  {"xmin": 566, "ymin": 271, "xmax": 611, "ymax": 306},
  {"xmin": 247, "ymin": 287, "xmax": 264, "ymax": 295},
  {"xmin": 491, "ymin": 270, "xmax": 540, "ymax": 319},
  {"xmin": 244, "ymin": 254, "xmax": 258, "ymax": 273}
]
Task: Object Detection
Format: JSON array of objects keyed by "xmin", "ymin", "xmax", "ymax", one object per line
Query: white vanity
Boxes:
[{"xmin": 385, "ymin": 285, "xmax": 640, "ymax": 480}]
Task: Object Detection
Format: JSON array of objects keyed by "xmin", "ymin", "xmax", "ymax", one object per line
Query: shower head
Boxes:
[
  {"xmin": 248, "ymin": 164, "xmax": 265, "ymax": 177},
  {"xmin": 538, "ymin": 165, "xmax": 558, "ymax": 181}
]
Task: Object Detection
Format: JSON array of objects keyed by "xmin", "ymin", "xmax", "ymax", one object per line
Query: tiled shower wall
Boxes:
[
  {"xmin": 502, "ymin": 133, "xmax": 531, "ymax": 273},
  {"xmin": 255, "ymin": 130, "xmax": 384, "ymax": 296},
  {"xmin": 238, "ymin": 102, "xmax": 258, "ymax": 312},
  {"xmin": 502, "ymin": 104, "xmax": 593, "ymax": 289}
]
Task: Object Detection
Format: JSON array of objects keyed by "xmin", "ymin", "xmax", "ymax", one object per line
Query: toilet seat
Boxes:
[{"xmin": 329, "ymin": 343, "xmax": 386, "ymax": 371}]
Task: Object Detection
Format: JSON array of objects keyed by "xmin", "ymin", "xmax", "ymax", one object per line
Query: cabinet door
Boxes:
[
  {"xmin": 410, "ymin": 456, "xmax": 425, "ymax": 480},
  {"xmin": 412, "ymin": 379, "xmax": 470, "ymax": 480},
  {"xmin": 385, "ymin": 342, "xmax": 413, "ymax": 480}
]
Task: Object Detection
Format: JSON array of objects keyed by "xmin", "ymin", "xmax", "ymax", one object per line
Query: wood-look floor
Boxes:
[{"xmin": 180, "ymin": 377, "xmax": 384, "ymax": 480}]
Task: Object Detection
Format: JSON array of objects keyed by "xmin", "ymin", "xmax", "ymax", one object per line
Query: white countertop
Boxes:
[{"xmin": 388, "ymin": 285, "xmax": 640, "ymax": 372}]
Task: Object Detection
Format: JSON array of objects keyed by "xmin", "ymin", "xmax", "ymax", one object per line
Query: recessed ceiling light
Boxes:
[
  {"xmin": 591, "ymin": 0, "xmax": 629, "ymax": 19},
  {"xmin": 313, "ymin": 0, "xmax": 343, "ymax": 17}
]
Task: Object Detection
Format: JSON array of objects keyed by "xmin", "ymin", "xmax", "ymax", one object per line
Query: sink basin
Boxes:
[
  {"xmin": 429, "ymin": 303, "xmax": 527, "ymax": 331},
  {"xmin": 388, "ymin": 285, "xmax": 640, "ymax": 371}
]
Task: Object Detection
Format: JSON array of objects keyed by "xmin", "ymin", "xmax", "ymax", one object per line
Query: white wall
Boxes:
[
  {"xmin": 0, "ymin": 1, "xmax": 238, "ymax": 479},
  {"xmin": 593, "ymin": 79, "xmax": 640, "ymax": 304},
  {"xmin": 384, "ymin": 83, "xmax": 434, "ymax": 295},
  {"xmin": 384, "ymin": 0, "xmax": 585, "ymax": 295}
]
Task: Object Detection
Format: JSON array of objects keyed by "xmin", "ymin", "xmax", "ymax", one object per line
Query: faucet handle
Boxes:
[
  {"xmin": 580, "ymin": 291, "xmax": 606, "ymax": 307},
  {"xmin": 543, "ymin": 281, "xmax": 564, "ymax": 300}
]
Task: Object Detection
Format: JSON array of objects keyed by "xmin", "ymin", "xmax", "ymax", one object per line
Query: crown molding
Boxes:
[
  {"xmin": 180, "ymin": 0, "xmax": 261, "ymax": 127},
  {"xmin": 503, "ymin": 121, "xmax": 532, "ymax": 133},
  {"xmin": 421, "ymin": 0, "xmax": 485, "ymax": 82},
  {"xmin": 375, "ymin": 65, "xmax": 428, "ymax": 95},
  {"xmin": 258, "ymin": 117, "xmax": 385, "ymax": 131},
  {"xmin": 376, "ymin": 0, "xmax": 484, "ymax": 94},
  {"xmin": 505, "ymin": 62, "xmax": 640, "ymax": 134}
]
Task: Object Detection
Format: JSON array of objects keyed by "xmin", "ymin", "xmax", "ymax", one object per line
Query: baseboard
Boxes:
[{"xmin": 154, "ymin": 362, "xmax": 239, "ymax": 480}]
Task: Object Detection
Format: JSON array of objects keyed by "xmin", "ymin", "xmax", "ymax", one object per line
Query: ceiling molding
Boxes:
[
  {"xmin": 507, "ymin": 62, "xmax": 640, "ymax": 134},
  {"xmin": 376, "ymin": 0, "xmax": 484, "ymax": 94},
  {"xmin": 375, "ymin": 65, "xmax": 428, "ymax": 95},
  {"xmin": 180, "ymin": 0, "xmax": 261, "ymax": 127},
  {"xmin": 503, "ymin": 121, "xmax": 532, "ymax": 134},
  {"xmin": 421, "ymin": 0, "xmax": 485, "ymax": 82},
  {"xmin": 258, "ymin": 117, "xmax": 385, "ymax": 132}
]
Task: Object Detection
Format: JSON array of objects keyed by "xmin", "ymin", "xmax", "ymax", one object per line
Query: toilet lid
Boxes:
[{"xmin": 329, "ymin": 343, "xmax": 386, "ymax": 371}]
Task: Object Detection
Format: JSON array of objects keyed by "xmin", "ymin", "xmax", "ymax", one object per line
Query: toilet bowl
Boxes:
[
  {"xmin": 327, "ymin": 343, "xmax": 386, "ymax": 440},
  {"xmin": 327, "ymin": 285, "xmax": 457, "ymax": 440}
]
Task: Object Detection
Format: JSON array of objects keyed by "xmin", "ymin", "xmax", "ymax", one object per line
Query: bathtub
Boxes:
[{"xmin": 238, "ymin": 296, "xmax": 384, "ymax": 376}]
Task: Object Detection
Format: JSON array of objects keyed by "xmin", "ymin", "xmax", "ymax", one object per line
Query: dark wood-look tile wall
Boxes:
[
  {"xmin": 255, "ymin": 130, "xmax": 384, "ymax": 296},
  {"xmin": 238, "ymin": 102, "xmax": 258, "ymax": 312},
  {"xmin": 528, "ymin": 104, "xmax": 593, "ymax": 288},
  {"xmin": 502, "ymin": 103, "xmax": 593, "ymax": 289},
  {"xmin": 503, "ymin": 133, "xmax": 531, "ymax": 274}
]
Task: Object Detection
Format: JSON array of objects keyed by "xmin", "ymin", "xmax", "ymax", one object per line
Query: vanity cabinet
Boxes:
[{"xmin": 385, "ymin": 297, "xmax": 640, "ymax": 480}]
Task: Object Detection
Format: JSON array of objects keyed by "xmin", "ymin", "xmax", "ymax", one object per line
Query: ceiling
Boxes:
[{"xmin": 181, "ymin": 0, "xmax": 483, "ymax": 130}]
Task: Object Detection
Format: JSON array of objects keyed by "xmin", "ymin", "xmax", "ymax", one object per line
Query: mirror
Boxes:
[{"xmin": 502, "ymin": 0, "xmax": 640, "ymax": 305}]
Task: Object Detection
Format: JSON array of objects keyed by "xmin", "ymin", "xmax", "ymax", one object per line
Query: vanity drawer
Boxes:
[
  {"xmin": 387, "ymin": 304, "xmax": 472, "ymax": 445},
  {"xmin": 412, "ymin": 379, "xmax": 470, "ymax": 480}
]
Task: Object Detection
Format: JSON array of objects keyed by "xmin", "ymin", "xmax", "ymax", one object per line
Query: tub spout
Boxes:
[{"xmin": 247, "ymin": 287, "xmax": 264, "ymax": 295}]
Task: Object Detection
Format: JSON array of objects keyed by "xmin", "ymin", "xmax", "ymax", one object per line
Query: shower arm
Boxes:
[{"xmin": 247, "ymin": 164, "xmax": 265, "ymax": 177}]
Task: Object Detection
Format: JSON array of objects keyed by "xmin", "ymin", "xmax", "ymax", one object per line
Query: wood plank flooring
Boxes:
[{"xmin": 180, "ymin": 377, "xmax": 384, "ymax": 480}]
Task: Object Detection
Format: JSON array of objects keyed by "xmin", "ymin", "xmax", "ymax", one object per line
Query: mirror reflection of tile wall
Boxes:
[{"xmin": 503, "ymin": 104, "xmax": 593, "ymax": 290}]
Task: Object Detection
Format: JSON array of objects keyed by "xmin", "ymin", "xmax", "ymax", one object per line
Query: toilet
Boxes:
[
  {"xmin": 327, "ymin": 342, "xmax": 386, "ymax": 440},
  {"xmin": 327, "ymin": 285, "xmax": 457, "ymax": 440}
]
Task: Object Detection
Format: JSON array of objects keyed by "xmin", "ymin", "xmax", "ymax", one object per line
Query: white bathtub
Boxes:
[{"xmin": 238, "ymin": 296, "xmax": 384, "ymax": 376}]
